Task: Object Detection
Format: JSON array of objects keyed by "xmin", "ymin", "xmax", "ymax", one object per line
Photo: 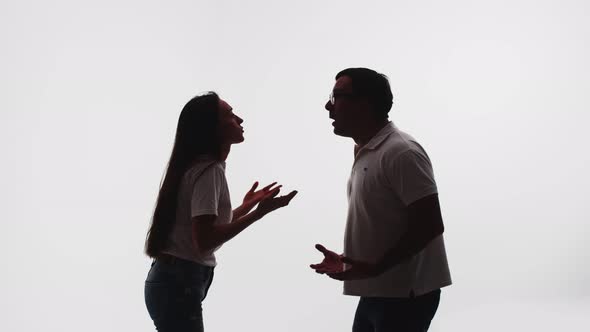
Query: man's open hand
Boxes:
[{"xmin": 310, "ymin": 244, "xmax": 381, "ymax": 280}]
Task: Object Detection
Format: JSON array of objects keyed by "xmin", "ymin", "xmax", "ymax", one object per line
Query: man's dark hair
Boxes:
[{"xmin": 336, "ymin": 68, "xmax": 393, "ymax": 120}]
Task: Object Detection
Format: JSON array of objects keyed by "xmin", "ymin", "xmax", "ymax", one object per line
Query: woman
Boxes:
[{"xmin": 144, "ymin": 92, "xmax": 297, "ymax": 331}]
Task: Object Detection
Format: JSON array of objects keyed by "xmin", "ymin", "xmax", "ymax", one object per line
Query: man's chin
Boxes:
[{"xmin": 333, "ymin": 127, "xmax": 350, "ymax": 137}]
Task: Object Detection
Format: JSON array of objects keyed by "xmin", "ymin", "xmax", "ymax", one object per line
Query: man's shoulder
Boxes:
[
  {"xmin": 378, "ymin": 130, "xmax": 431, "ymax": 165},
  {"xmin": 380, "ymin": 130, "xmax": 418, "ymax": 155}
]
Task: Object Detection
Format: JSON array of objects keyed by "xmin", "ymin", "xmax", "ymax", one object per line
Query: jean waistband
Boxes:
[{"xmin": 155, "ymin": 253, "xmax": 214, "ymax": 270}]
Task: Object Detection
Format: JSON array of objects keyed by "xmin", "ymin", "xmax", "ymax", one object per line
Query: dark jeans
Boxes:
[
  {"xmin": 144, "ymin": 257, "xmax": 214, "ymax": 332},
  {"xmin": 352, "ymin": 289, "xmax": 441, "ymax": 332}
]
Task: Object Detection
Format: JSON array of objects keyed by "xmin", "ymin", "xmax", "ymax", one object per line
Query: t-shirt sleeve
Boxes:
[
  {"xmin": 191, "ymin": 165, "xmax": 224, "ymax": 218},
  {"xmin": 387, "ymin": 149, "xmax": 438, "ymax": 206}
]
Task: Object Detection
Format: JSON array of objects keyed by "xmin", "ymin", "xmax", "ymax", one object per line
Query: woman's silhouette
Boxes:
[{"xmin": 144, "ymin": 92, "xmax": 297, "ymax": 331}]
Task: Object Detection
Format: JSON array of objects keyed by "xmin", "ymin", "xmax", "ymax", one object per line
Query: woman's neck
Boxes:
[{"xmin": 220, "ymin": 144, "xmax": 231, "ymax": 161}]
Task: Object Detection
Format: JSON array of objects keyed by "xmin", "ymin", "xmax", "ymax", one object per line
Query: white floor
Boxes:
[{"xmin": 432, "ymin": 298, "xmax": 590, "ymax": 331}]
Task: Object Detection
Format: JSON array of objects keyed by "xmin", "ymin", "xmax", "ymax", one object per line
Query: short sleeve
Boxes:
[
  {"xmin": 387, "ymin": 149, "xmax": 438, "ymax": 206},
  {"xmin": 191, "ymin": 165, "xmax": 224, "ymax": 218}
]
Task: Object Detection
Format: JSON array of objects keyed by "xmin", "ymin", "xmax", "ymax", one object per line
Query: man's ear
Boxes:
[
  {"xmin": 357, "ymin": 98, "xmax": 378, "ymax": 120},
  {"xmin": 357, "ymin": 98, "xmax": 372, "ymax": 112}
]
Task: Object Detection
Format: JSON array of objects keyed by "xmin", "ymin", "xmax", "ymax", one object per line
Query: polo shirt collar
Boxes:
[{"xmin": 363, "ymin": 121, "xmax": 397, "ymax": 151}]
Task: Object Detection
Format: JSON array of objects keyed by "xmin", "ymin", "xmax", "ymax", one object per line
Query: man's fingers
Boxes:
[
  {"xmin": 327, "ymin": 272, "xmax": 346, "ymax": 281},
  {"xmin": 315, "ymin": 244, "xmax": 339, "ymax": 258},
  {"xmin": 310, "ymin": 264, "xmax": 342, "ymax": 274},
  {"xmin": 310, "ymin": 264, "xmax": 331, "ymax": 274},
  {"xmin": 315, "ymin": 244, "xmax": 329, "ymax": 255},
  {"xmin": 310, "ymin": 262, "xmax": 329, "ymax": 269},
  {"xmin": 318, "ymin": 267, "xmax": 342, "ymax": 274},
  {"xmin": 310, "ymin": 262, "xmax": 335, "ymax": 269}
]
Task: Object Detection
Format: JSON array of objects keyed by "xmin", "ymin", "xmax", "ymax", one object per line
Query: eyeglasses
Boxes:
[{"xmin": 329, "ymin": 91, "xmax": 355, "ymax": 105}]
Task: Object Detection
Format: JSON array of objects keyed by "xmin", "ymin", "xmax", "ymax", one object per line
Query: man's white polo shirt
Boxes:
[{"xmin": 343, "ymin": 122, "xmax": 452, "ymax": 297}]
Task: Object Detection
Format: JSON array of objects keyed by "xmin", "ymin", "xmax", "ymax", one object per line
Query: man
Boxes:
[{"xmin": 310, "ymin": 68, "xmax": 452, "ymax": 331}]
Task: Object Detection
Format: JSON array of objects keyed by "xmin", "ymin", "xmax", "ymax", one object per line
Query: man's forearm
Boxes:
[
  {"xmin": 374, "ymin": 228, "xmax": 442, "ymax": 275},
  {"xmin": 375, "ymin": 194, "xmax": 445, "ymax": 274}
]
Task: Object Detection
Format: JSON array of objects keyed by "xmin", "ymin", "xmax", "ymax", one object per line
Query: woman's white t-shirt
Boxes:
[{"xmin": 162, "ymin": 160, "xmax": 233, "ymax": 266}]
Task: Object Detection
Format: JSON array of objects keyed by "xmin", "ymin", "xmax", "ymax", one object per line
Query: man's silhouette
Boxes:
[{"xmin": 311, "ymin": 68, "xmax": 452, "ymax": 332}]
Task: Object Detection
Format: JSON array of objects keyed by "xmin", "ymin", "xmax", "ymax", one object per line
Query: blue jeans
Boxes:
[
  {"xmin": 352, "ymin": 289, "xmax": 441, "ymax": 332},
  {"xmin": 144, "ymin": 257, "xmax": 214, "ymax": 332}
]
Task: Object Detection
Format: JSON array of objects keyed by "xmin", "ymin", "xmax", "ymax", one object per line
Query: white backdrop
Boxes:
[{"xmin": 2, "ymin": 0, "xmax": 589, "ymax": 331}]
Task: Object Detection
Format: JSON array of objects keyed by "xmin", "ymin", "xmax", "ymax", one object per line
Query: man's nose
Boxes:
[{"xmin": 325, "ymin": 101, "xmax": 333, "ymax": 111}]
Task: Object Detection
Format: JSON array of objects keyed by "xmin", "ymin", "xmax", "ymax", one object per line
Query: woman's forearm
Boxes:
[
  {"xmin": 195, "ymin": 210, "xmax": 262, "ymax": 252},
  {"xmin": 232, "ymin": 204, "xmax": 250, "ymax": 220}
]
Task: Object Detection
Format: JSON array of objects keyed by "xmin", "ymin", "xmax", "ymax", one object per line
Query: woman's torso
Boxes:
[{"xmin": 162, "ymin": 159, "xmax": 233, "ymax": 266}]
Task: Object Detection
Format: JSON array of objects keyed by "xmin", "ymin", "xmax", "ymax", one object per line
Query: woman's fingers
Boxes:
[
  {"xmin": 269, "ymin": 190, "xmax": 297, "ymax": 207},
  {"xmin": 280, "ymin": 190, "xmax": 297, "ymax": 201},
  {"xmin": 248, "ymin": 181, "xmax": 259, "ymax": 193},
  {"xmin": 284, "ymin": 190, "xmax": 297, "ymax": 203},
  {"xmin": 262, "ymin": 182, "xmax": 278, "ymax": 192},
  {"xmin": 266, "ymin": 186, "xmax": 282, "ymax": 198},
  {"xmin": 256, "ymin": 187, "xmax": 297, "ymax": 215}
]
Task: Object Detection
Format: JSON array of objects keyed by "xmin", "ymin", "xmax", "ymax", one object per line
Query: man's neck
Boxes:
[{"xmin": 353, "ymin": 120, "xmax": 389, "ymax": 148}]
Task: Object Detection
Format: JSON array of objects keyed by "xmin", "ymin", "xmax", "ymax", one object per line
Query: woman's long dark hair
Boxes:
[{"xmin": 145, "ymin": 92, "xmax": 221, "ymax": 258}]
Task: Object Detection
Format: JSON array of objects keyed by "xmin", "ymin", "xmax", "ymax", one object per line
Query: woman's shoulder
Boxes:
[{"xmin": 184, "ymin": 160, "xmax": 225, "ymax": 181}]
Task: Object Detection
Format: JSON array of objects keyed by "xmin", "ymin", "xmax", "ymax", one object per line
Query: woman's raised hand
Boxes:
[
  {"xmin": 241, "ymin": 181, "xmax": 279, "ymax": 213},
  {"xmin": 253, "ymin": 184, "xmax": 297, "ymax": 218}
]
